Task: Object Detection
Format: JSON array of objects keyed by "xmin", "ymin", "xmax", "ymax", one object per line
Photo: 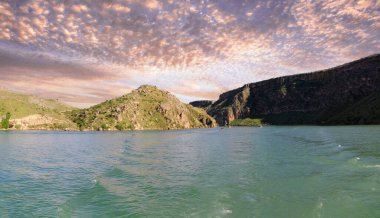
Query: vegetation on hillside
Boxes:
[
  {"xmin": 0, "ymin": 89, "xmax": 77, "ymax": 130},
  {"xmin": 0, "ymin": 89, "xmax": 73, "ymax": 118},
  {"xmin": 70, "ymin": 85, "xmax": 216, "ymax": 130},
  {"xmin": 230, "ymin": 118, "xmax": 263, "ymax": 127},
  {"xmin": 0, "ymin": 87, "xmax": 216, "ymax": 131},
  {"xmin": 1, "ymin": 112, "xmax": 11, "ymax": 129}
]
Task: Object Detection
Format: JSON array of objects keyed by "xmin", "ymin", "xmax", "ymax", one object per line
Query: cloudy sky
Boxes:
[{"xmin": 0, "ymin": 0, "xmax": 379, "ymax": 107}]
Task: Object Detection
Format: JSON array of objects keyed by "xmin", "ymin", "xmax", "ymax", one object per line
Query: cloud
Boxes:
[
  {"xmin": 0, "ymin": 49, "xmax": 113, "ymax": 80},
  {"xmin": 71, "ymin": 4, "xmax": 88, "ymax": 13},
  {"xmin": 105, "ymin": 3, "xmax": 131, "ymax": 13},
  {"xmin": 143, "ymin": 0, "xmax": 160, "ymax": 9},
  {"xmin": 0, "ymin": 0, "xmax": 378, "ymax": 106},
  {"xmin": 0, "ymin": 47, "xmax": 135, "ymax": 107}
]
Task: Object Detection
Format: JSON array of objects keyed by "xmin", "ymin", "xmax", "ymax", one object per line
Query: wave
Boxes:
[{"xmin": 364, "ymin": 165, "xmax": 380, "ymax": 168}]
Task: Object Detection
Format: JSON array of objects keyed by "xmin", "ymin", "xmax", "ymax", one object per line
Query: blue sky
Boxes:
[{"xmin": 0, "ymin": 0, "xmax": 379, "ymax": 107}]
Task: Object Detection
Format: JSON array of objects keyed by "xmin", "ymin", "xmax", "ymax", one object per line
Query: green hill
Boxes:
[
  {"xmin": 0, "ymin": 88, "xmax": 77, "ymax": 130},
  {"xmin": 70, "ymin": 85, "xmax": 217, "ymax": 130}
]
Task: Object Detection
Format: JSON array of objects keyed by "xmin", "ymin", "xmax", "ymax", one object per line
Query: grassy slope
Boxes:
[
  {"xmin": 70, "ymin": 85, "xmax": 216, "ymax": 130},
  {"xmin": 230, "ymin": 118, "xmax": 263, "ymax": 126},
  {"xmin": 0, "ymin": 89, "xmax": 77, "ymax": 129}
]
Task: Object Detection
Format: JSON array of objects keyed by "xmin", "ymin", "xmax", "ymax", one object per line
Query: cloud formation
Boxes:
[{"xmin": 0, "ymin": 0, "xmax": 379, "ymax": 107}]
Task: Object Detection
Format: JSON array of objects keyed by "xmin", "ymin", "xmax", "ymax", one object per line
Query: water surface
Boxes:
[{"xmin": 1, "ymin": 126, "xmax": 380, "ymax": 217}]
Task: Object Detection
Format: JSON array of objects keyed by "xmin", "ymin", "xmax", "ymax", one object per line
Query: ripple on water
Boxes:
[{"xmin": 1, "ymin": 127, "xmax": 380, "ymax": 217}]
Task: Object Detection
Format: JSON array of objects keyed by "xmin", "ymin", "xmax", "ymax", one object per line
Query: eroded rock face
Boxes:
[
  {"xmin": 9, "ymin": 114, "xmax": 76, "ymax": 130},
  {"xmin": 207, "ymin": 54, "xmax": 380, "ymax": 125},
  {"xmin": 70, "ymin": 85, "xmax": 217, "ymax": 130}
]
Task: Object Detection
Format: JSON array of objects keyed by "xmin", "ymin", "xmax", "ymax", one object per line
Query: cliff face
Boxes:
[
  {"xmin": 207, "ymin": 54, "xmax": 380, "ymax": 125},
  {"xmin": 70, "ymin": 85, "xmax": 217, "ymax": 130}
]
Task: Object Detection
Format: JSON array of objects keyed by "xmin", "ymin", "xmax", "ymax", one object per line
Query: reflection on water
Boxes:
[{"xmin": 1, "ymin": 126, "xmax": 380, "ymax": 217}]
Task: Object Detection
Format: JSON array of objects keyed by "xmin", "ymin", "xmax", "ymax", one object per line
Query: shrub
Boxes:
[
  {"xmin": 115, "ymin": 122, "xmax": 124, "ymax": 131},
  {"xmin": 279, "ymin": 85, "xmax": 287, "ymax": 96},
  {"xmin": 53, "ymin": 123, "xmax": 69, "ymax": 130},
  {"xmin": 1, "ymin": 112, "xmax": 11, "ymax": 129},
  {"xmin": 230, "ymin": 118, "xmax": 262, "ymax": 127},
  {"xmin": 101, "ymin": 123, "xmax": 108, "ymax": 130}
]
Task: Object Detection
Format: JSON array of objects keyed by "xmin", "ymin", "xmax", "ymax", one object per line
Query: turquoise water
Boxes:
[{"xmin": 0, "ymin": 126, "xmax": 380, "ymax": 217}]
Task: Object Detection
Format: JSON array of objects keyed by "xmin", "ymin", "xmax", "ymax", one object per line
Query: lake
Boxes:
[{"xmin": 1, "ymin": 126, "xmax": 380, "ymax": 217}]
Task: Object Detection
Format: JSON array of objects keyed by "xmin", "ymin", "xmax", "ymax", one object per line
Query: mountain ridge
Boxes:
[
  {"xmin": 192, "ymin": 54, "xmax": 380, "ymax": 125},
  {"xmin": 2, "ymin": 54, "xmax": 379, "ymax": 129}
]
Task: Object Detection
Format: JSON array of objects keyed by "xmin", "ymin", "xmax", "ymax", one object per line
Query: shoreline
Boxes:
[
  {"xmin": 2, "ymin": 124, "xmax": 380, "ymax": 132},
  {"xmin": 0, "ymin": 126, "xmax": 218, "ymax": 132}
]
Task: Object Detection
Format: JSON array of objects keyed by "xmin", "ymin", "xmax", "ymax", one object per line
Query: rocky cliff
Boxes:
[
  {"xmin": 205, "ymin": 54, "xmax": 380, "ymax": 125},
  {"xmin": 70, "ymin": 85, "xmax": 217, "ymax": 130}
]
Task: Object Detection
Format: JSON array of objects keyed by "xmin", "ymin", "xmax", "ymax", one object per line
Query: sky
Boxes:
[{"xmin": 0, "ymin": 0, "xmax": 379, "ymax": 108}]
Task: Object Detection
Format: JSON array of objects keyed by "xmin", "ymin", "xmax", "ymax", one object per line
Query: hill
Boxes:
[
  {"xmin": 0, "ymin": 89, "xmax": 77, "ymax": 130},
  {"xmin": 200, "ymin": 54, "xmax": 380, "ymax": 125},
  {"xmin": 189, "ymin": 100, "xmax": 214, "ymax": 110},
  {"xmin": 69, "ymin": 85, "xmax": 217, "ymax": 130}
]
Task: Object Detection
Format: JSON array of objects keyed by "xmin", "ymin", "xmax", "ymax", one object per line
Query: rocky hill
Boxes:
[
  {"xmin": 70, "ymin": 85, "xmax": 216, "ymax": 130},
  {"xmin": 0, "ymin": 89, "xmax": 77, "ymax": 130},
  {"xmin": 203, "ymin": 54, "xmax": 380, "ymax": 125}
]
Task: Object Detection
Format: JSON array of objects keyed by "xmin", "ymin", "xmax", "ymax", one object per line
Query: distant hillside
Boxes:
[
  {"xmin": 189, "ymin": 100, "xmax": 213, "ymax": 110},
  {"xmin": 70, "ymin": 85, "xmax": 216, "ymax": 130},
  {"xmin": 0, "ymin": 89, "xmax": 77, "ymax": 130},
  {"xmin": 201, "ymin": 54, "xmax": 380, "ymax": 125}
]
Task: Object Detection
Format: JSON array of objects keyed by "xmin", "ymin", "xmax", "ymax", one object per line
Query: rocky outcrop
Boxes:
[
  {"xmin": 70, "ymin": 85, "xmax": 217, "ymax": 130},
  {"xmin": 205, "ymin": 54, "xmax": 380, "ymax": 125},
  {"xmin": 10, "ymin": 114, "xmax": 76, "ymax": 130}
]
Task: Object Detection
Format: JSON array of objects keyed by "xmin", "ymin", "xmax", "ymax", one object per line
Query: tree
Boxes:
[{"xmin": 1, "ymin": 112, "xmax": 11, "ymax": 129}]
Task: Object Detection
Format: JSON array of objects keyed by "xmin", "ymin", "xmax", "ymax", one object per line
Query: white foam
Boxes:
[
  {"xmin": 221, "ymin": 208, "xmax": 232, "ymax": 214},
  {"xmin": 318, "ymin": 202, "xmax": 323, "ymax": 209},
  {"xmin": 364, "ymin": 165, "xmax": 380, "ymax": 168}
]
